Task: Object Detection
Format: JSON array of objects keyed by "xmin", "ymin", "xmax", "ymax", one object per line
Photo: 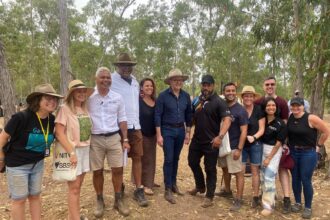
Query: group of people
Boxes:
[{"xmin": 0, "ymin": 52, "xmax": 329, "ymax": 220}]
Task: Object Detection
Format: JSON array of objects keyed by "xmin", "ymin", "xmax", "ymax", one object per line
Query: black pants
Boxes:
[{"xmin": 188, "ymin": 139, "xmax": 219, "ymax": 198}]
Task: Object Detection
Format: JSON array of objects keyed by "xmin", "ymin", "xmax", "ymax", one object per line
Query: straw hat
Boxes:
[
  {"xmin": 65, "ymin": 79, "xmax": 94, "ymax": 100},
  {"xmin": 164, "ymin": 68, "xmax": 188, "ymax": 85},
  {"xmin": 239, "ymin": 85, "xmax": 261, "ymax": 99},
  {"xmin": 26, "ymin": 84, "xmax": 63, "ymax": 104},
  {"xmin": 113, "ymin": 52, "xmax": 137, "ymax": 66}
]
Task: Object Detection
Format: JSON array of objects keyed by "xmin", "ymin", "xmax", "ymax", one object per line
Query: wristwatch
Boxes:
[
  {"xmin": 218, "ymin": 134, "xmax": 224, "ymax": 140},
  {"xmin": 70, "ymin": 151, "xmax": 75, "ymax": 156}
]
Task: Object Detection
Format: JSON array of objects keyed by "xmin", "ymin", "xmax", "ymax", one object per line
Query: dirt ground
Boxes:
[{"xmin": 1, "ymin": 116, "xmax": 330, "ymax": 220}]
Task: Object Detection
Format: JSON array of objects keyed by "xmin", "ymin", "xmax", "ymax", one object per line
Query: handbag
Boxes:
[
  {"xmin": 219, "ymin": 132, "xmax": 231, "ymax": 157},
  {"xmin": 280, "ymin": 145, "xmax": 295, "ymax": 170},
  {"xmin": 52, "ymin": 141, "xmax": 77, "ymax": 182}
]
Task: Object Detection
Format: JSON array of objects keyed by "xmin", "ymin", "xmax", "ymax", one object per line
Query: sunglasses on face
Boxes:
[{"xmin": 265, "ymin": 83, "xmax": 275, "ymax": 87}]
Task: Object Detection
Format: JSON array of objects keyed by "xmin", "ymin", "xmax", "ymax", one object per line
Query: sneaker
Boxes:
[
  {"xmin": 188, "ymin": 188, "xmax": 206, "ymax": 196},
  {"xmin": 215, "ymin": 189, "xmax": 233, "ymax": 198},
  {"xmin": 282, "ymin": 197, "xmax": 291, "ymax": 214},
  {"xmin": 251, "ymin": 196, "xmax": 260, "ymax": 208},
  {"xmin": 291, "ymin": 203, "xmax": 302, "ymax": 213},
  {"xmin": 172, "ymin": 185, "xmax": 184, "ymax": 196},
  {"xmin": 261, "ymin": 208, "xmax": 273, "ymax": 216},
  {"xmin": 144, "ymin": 187, "xmax": 154, "ymax": 195},
  {"xmin": 93, "ymin": 198, "xmax": 105, "ymax": 218},
  {"xmin": 201, "ymin": 197, "xmax": 213, "ymax": 208},
  {"xmin": 229, "ymin": 199, "xmax": 242, "ymax": 212},
  {"xmin": 164, "ymin": 188, "xmax": 176, "ymax": 204},
  {"xmin": 134, "ymin": 187, "xmax": 149, "ymax": 207},
  {"xmin": 302, "ymin": 208, "xmax": 312, "ymax": 219}
]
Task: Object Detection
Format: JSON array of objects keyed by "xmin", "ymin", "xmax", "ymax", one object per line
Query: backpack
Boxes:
[{"xmin": 1, "ymin": 110, "xmax": 29, "ymax": 173}]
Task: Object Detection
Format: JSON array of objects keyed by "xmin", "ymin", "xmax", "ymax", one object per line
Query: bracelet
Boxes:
[
  {"xmin": 218, "ymin": 134, "xmax": 224, "ymax": 140},
  {"xmin": 70, "ymin": 151, "xmax": 75, "ymax": 156},
  {"xmin": 123, "ymin": 138, "xmax": 129, "ymax": 142},
  {"xmin": 253, "ymin": 135, "xmax": 257, "ymax": 141}
]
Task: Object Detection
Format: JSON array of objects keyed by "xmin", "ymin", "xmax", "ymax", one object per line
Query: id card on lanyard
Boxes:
[{"xmin": 36, "ymin": 113, "xmax": 50, "ymax": 157}]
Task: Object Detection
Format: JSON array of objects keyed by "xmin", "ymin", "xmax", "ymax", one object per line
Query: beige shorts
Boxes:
[
  {"xmin": 90, "ymin": 133, "xmax": 123, "ymax": 170},
  {"xmin": 218, "ymin": 150, "xmax": 242, "ymax": 174}
]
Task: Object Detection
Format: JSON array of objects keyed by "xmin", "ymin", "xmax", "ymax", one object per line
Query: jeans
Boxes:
[
  {"xmin": 6, "ymin": 160, "xmax": 44, "ymax": 200},
  {"xmin": 290, "ymin": 147, "xmax": 317, "ymax": 209},
  {"xmin": 260, "ymin": 144, "xmax": 282, "ymax": 210},
  {"xmin": 242, "ymin": 141, "xmax": 263, "ymax": 165},
  {"xmin": 161, "ymin": 126, "xmax": 185, "ymax": 189},
  {"xmin": 188, "ymin": 139, "xmax": 219, "ymax": 198}
]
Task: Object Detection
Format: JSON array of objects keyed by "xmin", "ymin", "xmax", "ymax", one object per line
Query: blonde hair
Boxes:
[
  {"xmin": 95, "ymin": 67, "xmax": 111, "ymax": 77},
  {"xmin": 64, "ymin": 91, "xmax": 89, "ymax": 115}
]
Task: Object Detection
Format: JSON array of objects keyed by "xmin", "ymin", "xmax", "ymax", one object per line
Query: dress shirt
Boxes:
[
  {"xmin": 88, "ymin": 89, "xmax": 127, "ymax": 134},
  {"xmin": 155, "ymin": 88, "xmax": 192, "ymax": 127},
  {"xmin": 111, "ymin": 72, "xmax": 141, "ymax": 130}
]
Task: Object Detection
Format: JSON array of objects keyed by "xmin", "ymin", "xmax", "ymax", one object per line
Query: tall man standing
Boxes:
[
  {"xmin": 111, "ymin": 53, "xmax": 148, "ymax": 207},
  {"xmin": 217, "ymin": 82, "xmax": 248, "ymax": 212},
  {"xmin": 155, "ymin": 69, "xmax": 192, "ymax": 204},
  {"xmin": 88, "ymin": 67, "xmax": 130, "ymax": 217},
  {"xmin": 188, "ymin": 75, "xmax": 231, "ymax": 208},
  {"xmin": 255, "ymin": 76, "xmax": 291, "ymax": 213}
]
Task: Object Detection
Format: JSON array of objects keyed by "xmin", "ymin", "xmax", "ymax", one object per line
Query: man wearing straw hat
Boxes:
[
  {"xmin": 88, "ymin": 67, "xmax": 130, "ymax": 217},
  {"xmin": 188, "ymin": 75, "xmax": 231, "ymax": 208},
  {"xmin": 111, "ymin": 52, "xmax": 149, "ymax": 207},
  {"xmin": 155, "ymin": 68, "xmax": 193, "ymax": 204}
]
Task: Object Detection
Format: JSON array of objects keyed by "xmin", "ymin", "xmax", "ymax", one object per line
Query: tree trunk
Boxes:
[
  {"xmin": 292, "ymin": 0, "xmax": 304, "ymax": 97},
  {"xmin": 58, "ymin": 0, "xmax": 73, "ymax": 95},
  {"xmin": 0, "ymin": 40, "xmax": 17, "ymax": 124}
]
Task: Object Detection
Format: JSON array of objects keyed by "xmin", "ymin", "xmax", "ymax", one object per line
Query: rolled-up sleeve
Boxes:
[
  {"xmin": 117, "ymin": 96, "xmax": 127, "ymax": 123},
  {"xmin": 155, "ymin": 94, "xmax": 164, "ymax": 127}
]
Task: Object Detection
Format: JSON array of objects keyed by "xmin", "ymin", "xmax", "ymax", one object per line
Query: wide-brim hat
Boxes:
[
  {"xmin": 164, "ymin": 68, "xmax": 188, "ymax": 85},
  {"xmin": 26, "ymin": 83, "xmax": 64, "ymax": 104},
  {"xmin": 113, "ymin": 52, "xmax": 137, "ymax": 66},
  {"xmin": 65, "ymin": 79, "xmax": 94, "ymax": 100},
  {"xmin": 238, "ymin": 85, "xmax": 261, "ymax": 99}
]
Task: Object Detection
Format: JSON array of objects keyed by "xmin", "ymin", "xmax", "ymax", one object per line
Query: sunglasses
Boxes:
[{"xmin": 265, "ymin": 83, "xmax": 275, "ymax": 87}]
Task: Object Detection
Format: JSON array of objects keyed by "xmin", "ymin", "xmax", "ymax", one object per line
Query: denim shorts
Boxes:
[
  {"xmin": 242, "ymin": 141, "xmax": 263, "ymax": 165},
  {"xmin": 6, "ymin": 160, "xmax": 44, "ymax": 200}
]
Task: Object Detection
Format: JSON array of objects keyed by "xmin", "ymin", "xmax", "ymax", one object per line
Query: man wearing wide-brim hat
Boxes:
[
  {"xmin": 111, "ymin": 52, "xmax": 149, "ymax": 207},
  {"xmin": 155, "ymin": 68, "xmax": 192, "ymax": 204}
]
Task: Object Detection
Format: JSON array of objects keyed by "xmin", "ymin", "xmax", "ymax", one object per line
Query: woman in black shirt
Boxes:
[
  {"xmin": 139, "ymin": 78, "xmax": 158, "ymax": 195},
  {"xmin": 260, "ymin": 97, "xmax": 287, "ymax": 217},
  {"xmin": 288, "ymin": 97, "xmax": 330, "ymax": 219}
]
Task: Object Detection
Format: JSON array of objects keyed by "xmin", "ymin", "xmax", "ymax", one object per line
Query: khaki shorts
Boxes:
[
  {"xmin": 90, "ymin": 133, "xmax": 123, "ymax": 170},
  {"xmin": 127, "ymin": 130, "xmax": 143, "ymax": 158},
  {"xmin": 218, "ymin": 150, "xmax": 242, "ymax": 174}
]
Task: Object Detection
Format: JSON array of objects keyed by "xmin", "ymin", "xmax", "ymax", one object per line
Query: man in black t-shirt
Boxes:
[{"xmin": 188, "ymin": 75, "xmax": 231, "ymax": 208}]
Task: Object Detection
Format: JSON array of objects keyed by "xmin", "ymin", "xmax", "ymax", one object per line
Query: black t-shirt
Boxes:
[
  {"xmin": 4, "ymin": 109, "xmax": 55, "ymax": 167},
  {"xmin": 192, "ymin": 93, "xmax": 230, "ymax": 145},
  {"xmin": 245, "ymin": 105, "xmax": 265, "ymax": 147},
  {"xmin": 139, "ymin": 98, "xmax": 156, "ymax": 137},
  {"xmin": 228, "ymin": 102, "xmax": 249, "ymax": 149},
  {"xmin": 261, "ymin": 117, "xmax": 287, "ymax": 146}
]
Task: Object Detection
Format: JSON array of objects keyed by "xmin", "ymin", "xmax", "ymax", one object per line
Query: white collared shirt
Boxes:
[
  {"xmin": 111, "ymin": 72, "xmax": 141, "ymax": 129},
  {"xmin": 88, "ymin": 89, "xmax": 127, "ymax": 134}
]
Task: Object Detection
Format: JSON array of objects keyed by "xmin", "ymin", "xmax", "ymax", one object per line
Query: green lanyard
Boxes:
[{"xmin": 36, "ymin": 113, "xmax": 49, "ymax": 147}]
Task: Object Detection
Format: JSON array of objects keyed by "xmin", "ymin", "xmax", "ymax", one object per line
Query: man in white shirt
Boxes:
[
  {"xmin": 88, "ymin": 67, "xmax": 130, "ymax": 217},
  {"xmin": 111, "ymin": 52, "xmax": 149, "ymax": 207}
]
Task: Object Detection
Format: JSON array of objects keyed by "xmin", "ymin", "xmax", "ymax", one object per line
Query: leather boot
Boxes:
[
  {"xmin": 172, "ymin": 185, "xmax": 184, "ymax": 196},
  {"xmin": 164, "ymin": 188, "xmax": 176, "ymax": 204},
  {"xmin": 93, "ymin": 195, "xmax": 105, "ymax": 218},
  {"xmin": 114, "ymin": 192, "xmax": 130, "ymax": 217}
]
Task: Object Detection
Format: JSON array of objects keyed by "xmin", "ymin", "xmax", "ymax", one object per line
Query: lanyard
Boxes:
[{"xmin": 36, "ymin": 113, "xmax": 49, "ymax": 147}]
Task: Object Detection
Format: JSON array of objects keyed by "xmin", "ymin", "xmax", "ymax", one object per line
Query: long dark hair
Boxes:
[
  {"xmin": 140, "ymin": 78, "xmax": 156, "ymax": 101},
  {"xmin": 261, "ymin": 97, "xmax": 279, "ymax": 117},
  {"xmin": 27, "ymin": 95, "xmax": 42, "ymax": 112}
]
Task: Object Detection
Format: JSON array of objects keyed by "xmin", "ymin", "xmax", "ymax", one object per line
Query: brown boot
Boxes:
[
  {"xmin": 172, "ymin": 185, "xmax": 184, "ymax": 196},
  {"xmin": 93, "ymin": 195, "xmax": 105, "ymax": 218},
  {"xmin": 165, "ymin": 188, "xmax": 176, "ymax": 204},
  {"xmin": 188, "ymin": 188, "xmax": 206, "ymax": 196},
  {"xmin": 114, "ymin": 192, "xmax": 130, "ymax": 217}
]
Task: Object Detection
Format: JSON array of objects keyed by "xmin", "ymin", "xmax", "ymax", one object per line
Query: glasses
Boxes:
[
  {"xmin": 265, "ymin": 83, "xmax": 275, "ymax": 87},
  {"xmin": 43, "ymin": 95, "xmax": 59, "ymax": 102}
]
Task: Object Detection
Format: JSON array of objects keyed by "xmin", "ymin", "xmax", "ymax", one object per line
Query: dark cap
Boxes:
[
  {"xmin": 290, "ymin": 97, "xmax": 304, "ymax": 106},
  {"xmin": 201, "ymin": 75, "xmax": 215, "ymax": 84}
]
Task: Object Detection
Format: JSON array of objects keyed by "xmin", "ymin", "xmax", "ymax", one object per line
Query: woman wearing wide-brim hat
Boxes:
[
  {"xmin": 55, "ymin": 79, "xmax": 94, "ymax": 220},
  {"xmin": 0, "ymin": 83, "xmax": 63, "ymax": 219},
  {"xmin": 155, "ymin": 68, "xmax": 192, "ymax": 204},
  {"xmin": 239, "ymin": 85, "xmax": 265, "ymax": 209}
]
